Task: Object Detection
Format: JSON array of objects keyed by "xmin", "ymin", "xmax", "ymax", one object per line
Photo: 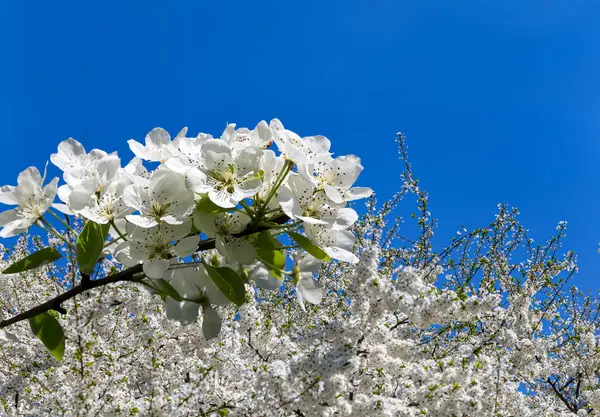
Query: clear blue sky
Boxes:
[{"xmin": 1, "ymin": 1, "xmax": 599, "ymax": 290}]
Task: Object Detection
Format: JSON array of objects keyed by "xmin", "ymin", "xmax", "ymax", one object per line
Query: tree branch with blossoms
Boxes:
[
  {"xmin": 0, "ymin": 212, "xmax": 291, "ymax": 330},
  {"xmin": 0, "ymin": 119, "xmax": 372, "ymax": 359}
]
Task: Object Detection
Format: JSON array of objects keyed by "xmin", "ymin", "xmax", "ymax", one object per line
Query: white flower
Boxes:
[
  {"xmin": 123, "ymin": 169, "xmax": 195, "ymax": 228},
  {"xmin": 0, "ymin": 167, "xmax": 58, "ymax": 237},
  {"xmin": 185, "ymin": 139, "xmax": 262, "ymax": 208},
  {"xmin": 128, "ymin": 127, "xmax": 186, "ymax": 162},
  {"xmin": 163, "ymin": 133, "xmax": 213, "ymax": 174},
  {"xmin": 70, "ymin": 177, "xmax": 135, "ymax": 224},
  {"xmin": 299, "ymin": 154, "xmax": 373, "ymax": 204},
  {"xmin": 114, "ymin": 221, "xmax": 199, "ymax": 279},
  {"xmin": 193, "ymin": 211, "xmax": 256, "ymax": 264},
  {"xmin": 51, "ymin": 138, "xmax": 121, "ymax": 198},
  {"xmin": 270, "ymin": 118, "xmax": 331, "ymax": 164},
  {"xmin": 50, "ymin": 138, "xmax": 109, "ymax": 173},
  {"xmin": 248, "ymin": 262, "xmax": 283, "ymax": 290},
  {"xmin": 278, "ymin": 173, "xmax": 358, "ymax": 230},
  {"xmin": 122, "ymin": 157, "xmax": 150, "ymax": 185},
  {"xmin": 164, "ymin": 265, "xmax": 230, "ymax": 326},
  {"xmin": 305, "ymin": 224, "xmax": 358, "ymax": 263},
  {"xmin": 222, "ymin": 121, "xmax": 272, "ymax": 155},
  {"xmin": 293, "ymin": 254, "xmax": 322, "ymax": 311},
  {"xmin": 256, "ymin": 149, "xmax": 286, "ymax": 210}
]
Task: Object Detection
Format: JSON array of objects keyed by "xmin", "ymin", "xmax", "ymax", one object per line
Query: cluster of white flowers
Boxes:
[
  {"xmin": 0, "ymin": 119, "xmax": 372, "ymax": 333},
  {"xmin": 0, "ymin": 131, "xmax": 598, "ymax": 416}
]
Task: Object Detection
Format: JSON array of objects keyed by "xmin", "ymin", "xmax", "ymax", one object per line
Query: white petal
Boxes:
[
  {"xmin": 175, "ymin": 127, "xmax": 188, "ymax": 139},
  {"xmin": 201, "ymin": 138, "xmax": 231, "ymax": 156},
  {"xmin": 323, "ymin": 183, "xmax": 344, "ymax": 204},
  {"xmin": 114, "ymin": 242, "xmax": 138, "ymax": 267},
  {"xmin": 331, "ymin": 155, "xmax": 363, "ymax": 188},
  {"xmin": 125, "ymin": 214, "xmax": 158, "ymax": 228},
  {"xmin": 50, "ymin": 138, "xmax": 86, "ymax": 171},
  {"xmin": 42, "ymin": 178, "xmax": 59, "ymax": 204},
  {"xmin": 297, "ymin": 277, "xmax": 322, "ymax": 306},
  {"xmin": 0, "ymin": 185, "xmax": 17, "ymax": 205},
  {"xmin": 250, "ymin": 265, "xmax": 283, "ymax": 290},
  {"xmin": 143, "ymin": 259, "xmax": 170, "ymax": 279},
  {"xmin": 17, "ymin": 167, "xmax": 42, "ymax": 198},
  {"xmin": 193, "ymin": 212, "xmax": 218, "ymax": 238},
  {"xmin": 0, "ymin": 329, "xmax": 19, "ymax": 343},
  {"xmin": 146, "ymin": 127, "xmax": 171, "ymax": 147},
  {"xmin": 185, "ymin": 168, "xmax": 210, "ymax": 193},
  {"xmin": 122, "ymin": 184, "xmax": 149, "ymax": 212},
  {"xmin": 172, "ymin": 235, "xmax": 200, "ymax": 257},
  {"xmin": 202, "ymin": 304, "xmax": 222, "ymax": 340},
  {"xmin": 52, "ymin": 203, "xmax": 74, "ymax": 215},
  {"xmin": 166, "ymin": 298, "xmax": 199, "ymax": 326},
  {"xmin": 333, "ymin": 208, "xmax": 358, "ymax": 230},
  {"xmin": 68, "ymin": 190, "xmax": 93, "ymax": 211},
  {"xmin": 0, "ymin": 221, "xmax": 27, "ymax": 238},
  {"xmin": 128, "ymin": 139, "xmax": 152, "ymax": 160},
  {"xmin": 160, "ymin": 221, "xmax": 192, "ymax": 242},
  {"xmin": 324, "ymin": 247, "xmax": 358, "ymax": 263},
  {"xmin": 208, "ymin": 189, "xmax": 236, "ymax": 209},
  {"xmin": 345, "ymin": 187, "xmax": 373, "ymax": 201},
  {"xmin": 220, "ymin": 236, "xmax": 256, "ymax": 265},
  {"xmin": 0, "ymin": 209, "xmax": 18, "ymax": 227}
]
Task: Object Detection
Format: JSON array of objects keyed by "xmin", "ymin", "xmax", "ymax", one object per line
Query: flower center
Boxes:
[{"xmin": 150, "ymin": 201, "xmax": 171, "ymax": 221}]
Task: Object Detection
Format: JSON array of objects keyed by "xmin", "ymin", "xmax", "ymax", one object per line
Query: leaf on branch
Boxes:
[
  {"xmin": 204, "ymin": 263, "xmax": 246, "ymax": 306},
  {"xmin": 288, "ymin": 232, "xmax": 331, "ymax": 261},
  {"xmin": 3, "ymin": 247, "xmax": 62, "ymax": 274},
  {"xmin": 202, "ymin": 304, "xmax": 222, "ymax": 340},
  {"xmin": 76, "ymin": 221, "xmax": 110, "ymax": 275},
  {"xmin": 153, "ymin": 278, "xmax": 183, "ymax": 302},
  {"xmin": 195, "ymin": 196, "xmax": 231, "ymax": 214},
  {"xmin": 253, "ymin": 231, "xmax": 286, "ymax": 279},
  {"xmin": 28, "ymin": 312, "xmax": 65, "ymax": 361}
]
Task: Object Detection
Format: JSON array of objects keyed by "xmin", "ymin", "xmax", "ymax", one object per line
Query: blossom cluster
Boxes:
[
  {"xmin": 0, "ymin": 119, "xmax": 371, "ymax": 334},
  {"xmin": 0, "ymin": 198, "xmax": 594, "ymax": 416},
  {"xmin": 0, "ymin": 132, "xmax": 597, "ymax": 417}
]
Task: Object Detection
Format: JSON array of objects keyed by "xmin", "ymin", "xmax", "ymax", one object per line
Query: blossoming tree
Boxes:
[{"xmin": 0, "ymin": 127, "xmax": 598, "ymax": 416}]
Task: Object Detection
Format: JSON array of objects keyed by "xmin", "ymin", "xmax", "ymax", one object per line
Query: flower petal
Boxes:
[{"xmin": 143, "ymin": 259, "xmax": 170, "ymax": 279}]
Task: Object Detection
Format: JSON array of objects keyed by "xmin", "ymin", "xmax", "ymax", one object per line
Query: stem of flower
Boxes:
[
  {"xmin": 110, "ymin": 219, "xmax": 128, "ymax": 241},
  {"xmin": 37, "ymin": 218, "xmax": 76, "ymax": 251},
  {"xmin": 255, "ymin": 160, "xmax": 294, "ymax": 223},
  {"xmin": 47, "ymin": 209, "xmax": 78, "ymax": 236},
  {"xmin": 239, "ymin": 200, "xmax": 255, "ymax": 219}
]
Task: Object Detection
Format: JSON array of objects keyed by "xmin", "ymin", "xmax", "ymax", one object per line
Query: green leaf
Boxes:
[
  {"xmin": 76, "ymin": 221, "xmax": 110, "ymax": 275},
  {"xmin": 28, "ymin": 312, "xmax": 65, "ymax": 361},
  {"xmin": 203, "ymin": 263, "xmax": 246, "ymax": 306},
  {"xmin": 256, "ymin": 249, "xmax": 286, "ymax": 279},
  {"xmin": 288, "ymin": 232, "xmax": 331, "ymax": 261},
  {"xmin": 253, "ymin": 231, "xmax": 286, "ymax": 279},
  {"xmin": 195, "ymin": 196, "xmax": 230, "ymax": 214},
  {"xmin": 3, "ymin": 247, "xmax": 62, "ymax": 274},
  {"xmin": 153, "ymin": 279, "xmax": 183, "ymax": 302}
]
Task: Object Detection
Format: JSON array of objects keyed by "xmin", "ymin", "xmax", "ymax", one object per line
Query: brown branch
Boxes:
[{"xmin": 0, "ymin": 213, "xmax": 290, "ymax": 330}]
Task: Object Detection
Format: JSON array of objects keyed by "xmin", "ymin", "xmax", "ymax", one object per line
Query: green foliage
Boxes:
[
  {"xmin": 203, "ymin": 263, "xmax": 246, "ymax": 306},
  {"xmin": 3, "ymin": 247, "xmax": 62, "ymax": 274},
  {"xmin": 195, "ymin": 196, "xmax": 231, "ymax": 214},
  {"xmin": 253, "ymin": 231, "xmax": 286, "ymax": 279},
  {"xmin": 28, "ymin": 312, "xmax": 65, "ymax": 361},
  {"xmin": 288, "ymin": 232, "xmax": 331, "ymax": 261},
  {"xmin": 152, "ymin": 278, "xmax": 183, "ymax": 302},
  {"xmin": 76, "ymin": 221, "xmax": 109, "ymax": 275}
]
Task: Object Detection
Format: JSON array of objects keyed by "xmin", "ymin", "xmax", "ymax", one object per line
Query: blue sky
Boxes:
[{"xmin": 1, "ymin": 1, "xmax": 599, "ymax": 290}]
